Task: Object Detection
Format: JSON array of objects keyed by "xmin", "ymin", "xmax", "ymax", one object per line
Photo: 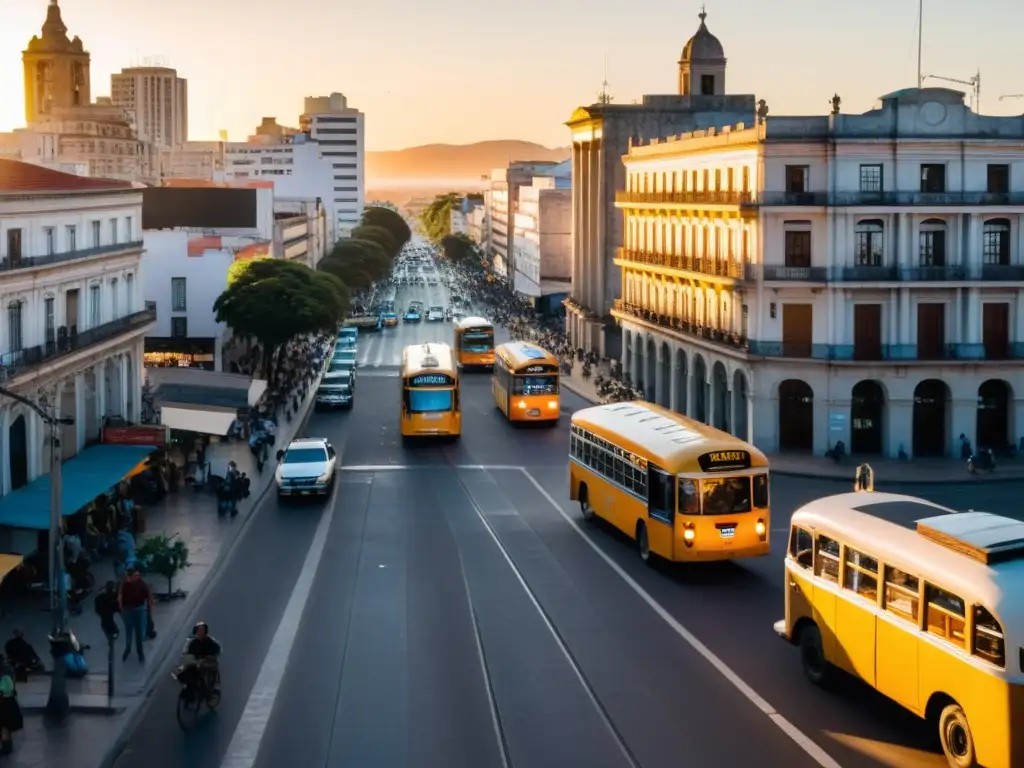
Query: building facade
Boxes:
[
  {"xmin": 0, "ymin": 159, "xmax": 154, "ymax": 499},
  {"xmin": 304, "ymin": 94, "xmax": 365, "ymax": 235},
  {"xmin": 613, "ymin": 87, "xmax": 1024, "ymax": 459},
  {"xmin": 512, "ymin": 162, "xmax": 572, "ymax": 311},
  {"xmin": 564, "ymin": 10, "xmax": 755, "ymax": 357},
  {"xmin": 485, "ymin": 162, "xmax": 560, "ymax": 279},
  {"xmin": 110, "ymin": 66, "xmax": 188, "ymax": 148},
  {"xmin": 21, "ymin": 0, "xmax": 91, "ymax": 125}
]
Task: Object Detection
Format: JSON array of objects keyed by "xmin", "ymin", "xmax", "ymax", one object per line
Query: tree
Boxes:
[
  {"xmin": 322, "ymin": 238, "xmax": 390, "ymax": 283},
  {"xmin": 214, "ymin": 258, "xmax": 346, "ymax": 377},
  {"xmin": 319, "ymin": 257, "xmax": 374, "ymax": 292},
  {"xmin": 419, "ymin": 192, "xmax": 461, "ymax": 242},
  {"xmin": 350, "ymin": 224, "xmax": 398, "ymax": 259},
  {"xmin": 440, "ymin": 232, "xmax": 477, "ymax": 264},
  {"xmin": 362, "ymin": 206, "xmax": 411, "ymax": 250},
  {"xmin": 136, "ymin": 534, "xmax": 190, "ymax": 600}
]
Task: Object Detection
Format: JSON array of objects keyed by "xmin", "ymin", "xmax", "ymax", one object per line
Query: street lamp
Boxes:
[{"xmin": 0, "ymin": 387, "xmax": 74, "ymax": 720}]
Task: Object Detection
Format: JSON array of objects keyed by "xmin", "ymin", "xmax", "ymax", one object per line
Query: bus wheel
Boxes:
[
  {"xmin": 579, "ymin": 487, "xmax": 595, "ymax": 523},
  {"xmin": 636, "ymin": 521, "xmax": 651, "ymax": 563},
  {"xmin": 798, "ymin": 624, "xmax": 829, "ymax": 686},
  {"xmin": 938, "ymin": 703, "xmax": 977, "ymax": 767}
]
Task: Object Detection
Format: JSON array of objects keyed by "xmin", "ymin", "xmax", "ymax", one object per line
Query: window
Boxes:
[
  {"xmin": 987, "ymin": 164, "xmax": 1010, "ymax": 194},
  {"xmin": 700, "ymin": 74, "xmax": 715, "ymax": 95},
  {"xmin": 171, "ymin": 277, "xmax": 187, "ymax": 311},
  {"xmin": 842, "ymin": 547, "xmax": 878, "ymax": 600},
  {"xmin": 785, "ymin": 165, "xmax": 808, "ymax": 193},
  {"xmin": 859, "ymin": 164, "xmax": 883, "ymax": 193},
  {"xmin": 110, "ymin": 218, "xmax": 118, "ymax": 244},
  {"xmin": 89, "ymin": 284, "xmax": 101, "ymax": 326},
  {"xmin": 700, "ymin": 477, "xmax": 752, "ymax": 515},
  {"xmin": 125, "ymin": 216, "xmax": 133, "ymax": 240},
  {"xmin": 741, "ymin": 166, "xmax": 750, "ymax": 193},
  {"xmin": 171, "ymin": 316, "xmax": 188, "ymax": 337},
  {"xmin": 815, "ymin": 535, "xmax": 840, "ymax": 583},
  {"xmin": 726, "ymin": 167, "xmax": 734, "ymax": 192},
  {"xmin": 788, "ymin": 527, "xmax": 812, "ymax": 569},
  {"xmin": 91, "ymin": 220, "xmax": 101, "ymax": 247},
  {"xmin": 753, "ymin": 474, "xmax": 769, "ymax": 507},
  {"xmin": 67, "ymin": 224, "xmax": 77, "ymax": 252},
  {"xmin": 6, "ymin": 229, "xmax": 22, "ymax": 266},
  {"xmin": 983, "ymin": 219, "xmax": 1010, "ymax": 265},
  {"xmin": 924, "ymin": 584, "xmax": 966, "ymax": 647},
  {"xmin": 44, "ymin": 227, "xmax": 56, "ymax": 256},
  {"xmin": 920, "ymin": 164, "xmax": 946, "ymax": 193},
  {"xmin": 44, "ymin": 296, "xmax": 55, "ymax": 342},
  {"xmin": 784, "ymin": 229, "xmax": 811, "ymax": 267},
  {"xmin": 7, "ymin": 302, "xmax": 23, "ymax": 353},
  {"xmin": 973, "ymin": 606, "xmax": 1005, "ymax": 666},
  {"xmin": 126, "ymin": 273, "xmax": 134, "ymax": 312},
  {"xmin": 883, "ymin": 566, "xmax": 919, "ymax": 621},
  {"xmin": 919, "ymin": 220, "xmax": 947, "ymax": 266},
  {"xmin": 111, "ymin": 278, "xmax": 119, "ymax": 318},
  {"xmin": 854, "ymin": 220, "xmax": 884, "ymax": 266}
]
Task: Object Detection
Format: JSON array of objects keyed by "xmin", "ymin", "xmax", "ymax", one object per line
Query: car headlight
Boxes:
[
  {"xmin": 275, "ymin": 467, "xmax": 283, "ymax": 482},
  {"xmin": 317, "ymin": 469, "xmax": 333, "ymax": 483}
]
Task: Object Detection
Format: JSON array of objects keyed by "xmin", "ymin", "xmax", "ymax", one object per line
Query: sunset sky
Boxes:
[{"xmin": 1, "ymin": 0, "xmax": 1022, "ymax": 151}]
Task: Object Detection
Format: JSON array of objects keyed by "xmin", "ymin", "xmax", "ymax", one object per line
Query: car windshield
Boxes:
[
  {"xmin": 283, "ymin": 447, "xmax": 327, "ymax": 464},
  {"xmin": 327, "ymin": 360, "xmax": 352, "ymax": 372}
]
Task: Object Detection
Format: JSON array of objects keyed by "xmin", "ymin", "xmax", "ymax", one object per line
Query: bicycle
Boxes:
[{"xmin": 172, "ymin": 660, "xmax": 221, "ymax": 730}]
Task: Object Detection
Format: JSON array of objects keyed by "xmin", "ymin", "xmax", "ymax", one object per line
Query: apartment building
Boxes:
[
  {"xmin": 613, "ymin": 86, "xmax": 1024, "ymax": 459},
  {"xmin": 110, "ymin": 66, "xmax": 188, "ymax": 148},
  {"xmin": 485, "ymin": 162, "xmax": 560, "ymax": 279},
  {"xmin": 512, "ymin": 161, "xmax": 572, "ymax": 312}
]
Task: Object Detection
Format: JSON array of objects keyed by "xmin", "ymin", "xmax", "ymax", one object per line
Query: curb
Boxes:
[{"xmin": 95, "ymin": 374, "xmax": 322, "ymax": 768}]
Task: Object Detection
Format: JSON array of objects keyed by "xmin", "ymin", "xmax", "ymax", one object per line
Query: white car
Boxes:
[
  {"xmin": 276, "ymin": 437, "xmax": 337, "ymax": 498},
  {"xmin": 427, "ymin": 306, "xmax": 444, "ymax": 321}
]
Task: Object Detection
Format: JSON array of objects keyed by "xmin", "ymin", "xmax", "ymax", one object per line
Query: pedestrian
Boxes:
[
  {"xmin": 118, "ymin": 567, "xmax": 153, "ymax": 663},
  {"xmin": 94, "ymin": 581, "xmax": 120, "ymax": 641},
  {"xmin": 0, "ymin": 654, "xmax": 22, "ymax": 754}
]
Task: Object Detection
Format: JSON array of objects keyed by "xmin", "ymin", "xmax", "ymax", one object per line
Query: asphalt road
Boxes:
[{"xmin": 112, "ymin": 269, "xmax": 1024, "ymax": 768}]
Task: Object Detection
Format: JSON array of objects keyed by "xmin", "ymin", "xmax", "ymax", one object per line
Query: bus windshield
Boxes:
[
  {"xmin": 407, "ymin": 389, "xmax": 453, "ymax": 413},
  {"xmin": 700, "ymin": 476, "xmax": 752, "ymax": 515},
  {"xmin": 513, "ymin": 374, "xmax": 558, "ymax": 395},
  {"xmin": 461, "ymin": 331, "xmax": 493, "ymax": 353}
]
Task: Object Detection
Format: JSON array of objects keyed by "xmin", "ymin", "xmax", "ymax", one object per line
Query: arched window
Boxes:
[
  {"xmin": 919, "ymin": 218, "xmax": 947, "ymax": 267},
  {"xmin": 983, "ymin": 218, "xmax": 1011, "ymax": 266},
  {"xmin": 855, "ymin": 219, "xmax": 884, "ymax": 266}
]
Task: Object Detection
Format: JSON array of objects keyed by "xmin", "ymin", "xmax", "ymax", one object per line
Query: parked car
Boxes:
[{"xmin": 276, "ymin": 437, "xmax": 337, "ymax": 498}]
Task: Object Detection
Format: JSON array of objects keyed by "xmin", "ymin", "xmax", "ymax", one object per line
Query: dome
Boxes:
[{"xmin": 680, "ymin": 11, "xmax": 725, "ymax": 62}]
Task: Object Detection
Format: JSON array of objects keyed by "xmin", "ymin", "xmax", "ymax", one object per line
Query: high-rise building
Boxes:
[
  {"xmin": 21, "ymin": 0, "xmax": 91, "ymax": 124},
  {"xmin": 110, "ymin": 66, "xmax": 188, "ymax": 147},
  {"xmin": 301, "ymin": 93, "xmax": 365, "ymax": 232}
]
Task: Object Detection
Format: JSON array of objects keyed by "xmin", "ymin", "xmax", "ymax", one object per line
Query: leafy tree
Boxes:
[
  {"xmin": 440, "ymin": 232, "xmax": 477, "ymax": 264},
  {"xmin": 350, "ymin": 224, "xmax": 398, "ymax": 259},
  {"xmin": 323, "ymin": 238, "xmax": 390, "ymax": 282},
  {"xmin": 362, "ymin": 206, "xmax": 411, "ymax": 250},
  {"xmin": 318, "ymin": 255, "xmax": 374, "ymax": 292},
  {"xmin": 419, "ymin": 192, "xmax": 461, "ymax": 242},
  {"xmin": 214, "ymin": 258, "xmax": 346, "ymax": 377}
]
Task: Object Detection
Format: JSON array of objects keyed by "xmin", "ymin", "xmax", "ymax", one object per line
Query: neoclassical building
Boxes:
[{"xmin": 613, "ymin": 87, "xmax": 1024, "ymax": 458}]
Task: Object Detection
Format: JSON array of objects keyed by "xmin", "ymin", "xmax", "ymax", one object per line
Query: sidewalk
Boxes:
[
  {"xmin": 559, "ymin": 362, "xmax": 1022, "ymax": 485},
  {"xmin": 4, "ymin": 367, "xmax": 324, "ymax": 767}
]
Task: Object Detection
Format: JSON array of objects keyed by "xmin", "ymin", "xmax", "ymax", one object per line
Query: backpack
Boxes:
[
  {"xmin": 0, "ymin": 673, "xmax": 14, "ymax": 697},
  {"xmin": 64, "ymin": 652, "xmax": 88, "ymax": 678}
]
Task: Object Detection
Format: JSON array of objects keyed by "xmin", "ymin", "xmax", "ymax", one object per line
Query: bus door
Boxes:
[{"xmin": 646, "ymin": 465, "xmax": 676, "ymax": 558}]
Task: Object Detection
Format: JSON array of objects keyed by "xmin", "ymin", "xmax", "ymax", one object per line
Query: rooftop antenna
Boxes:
[
  {"xmin": 597, "ymin": 55, "xmax": 613, "ymax": 104},
  {"xmin": 999, "ymin": 94, "xmax": 1024, "ymax": 101},
  {"xmin": 917, "ymin": 0, "xmax": 923, "ymax": 88},
  {"xmin": 923, "ymin": 70, "xmax": 981, "ymax": 111}
]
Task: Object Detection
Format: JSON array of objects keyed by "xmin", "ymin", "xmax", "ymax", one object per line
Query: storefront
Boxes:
[{"xmin": 144, "ymin": 337, "xmax": 217, "ymax": 371}]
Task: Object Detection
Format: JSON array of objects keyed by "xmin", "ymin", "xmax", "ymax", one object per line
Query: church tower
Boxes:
[
  {"xmin": 22, "ymin": 0, "xmax": 92, "ymax": 124},
  {"xmin": 678, "ymin": 8, "xmax": 726, "ymax": 97}
]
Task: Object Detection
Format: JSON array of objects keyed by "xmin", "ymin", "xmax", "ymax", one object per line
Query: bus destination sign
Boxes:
[
  {"xmin": 524, "ymin": 364, "xmax": 558, "ymax": 374},
  {"xmin": 410, "ymin": 374, "xmax": 453, "ymax": 387},
  {"xmin": 698, "ymin": 450, "xmax": 751, "ymax": 472}
]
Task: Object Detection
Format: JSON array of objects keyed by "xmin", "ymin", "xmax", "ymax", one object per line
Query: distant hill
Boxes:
[{"xmin": 366, "ymin": 140, "xmax": 570, "ymax": 184}]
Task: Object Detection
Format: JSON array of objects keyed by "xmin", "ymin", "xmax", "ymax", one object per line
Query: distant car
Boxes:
[
  {"xmin": 404, "ymin": 308, "xmax": 422, "ymax": 322},
  {"xmin": 381, "ymin": 312, "xmax": 398, "ymax": 327},
  {"xmin": 427, "ymin": 306, "xmax": 444, "ymax": 322},
  {"xmin": 276, "ymin": 437, "xmax": 337, "ymax": 498},
  {"xmin": 315, "ymin": 371, "xmax": 355, "ymax": 409}
]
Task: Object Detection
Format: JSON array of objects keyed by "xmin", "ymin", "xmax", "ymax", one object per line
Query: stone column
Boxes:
[
  {"xmin": 120, "ymin": 354, "xmax": 130, "ymax": 417},
  {"xmin": 95, "ymin": 361, "xmax": 107, "ymax": 422},
  {"xmin": 571, "ymin": 143, "xmax": 583, "ymax": 303},
  {"xmin": 75, "ymin": 372, "xmax": 86, "ymax": 453}
]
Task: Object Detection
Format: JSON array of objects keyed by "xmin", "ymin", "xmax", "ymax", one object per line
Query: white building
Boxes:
[
  {"xmin": 485, "ymin": 162, "xmax": 560, "ymax": 279},
  {"xmin": 303, "ymin": 94, "xmax": 365, "ymax": 235},
  {"xmin": 110, "ymin": 66, "xmax": 188, "ymax": 148},
  {"xmin": 613, "ymin": 87, "xmax": 1024, "ymax": 459},
  {"xmin": 0, "ymin": 159, "xmax": 154, "ymax": 509},
  {"xmin": 468, "ymin": 205, "xmax": 488, "ymax": 247},
  {"xmin": 512, "ymin": 161, "xmax": 571, "ymax": 311}
]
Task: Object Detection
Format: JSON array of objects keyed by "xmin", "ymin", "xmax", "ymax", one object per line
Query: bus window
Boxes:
[
  {"xmin": 883, "ymin": 566, "xmax": 919, "ymax": 622},
  {"xmin": 700, "ymin": 477, "xmax": 752, "ymax": 515},
  {"xmin": 815, "ymin": 535, "xmax": 840, "ymax": 583},
  {"xmin": 788, "ymin": 527, "xmax": 812, "ymax": 569},
  {"xmin": 678, "ymin": 479, "xmax": 699, "ymax": 515},
  {"xmin": 973, "ymin": 606, "xmax": 1005, "ymax": 667},
  {"xmin": 513, "ymin": 375, "xmax": 558, "ymax": 395},
  {"xmin": 925, "ymin": 584, "xmax": 966, "ymax": 647},
  {"xmin": 753, "ymin": 474, "xmax": 769, "ymax": 508},
  {"xmin": 647, "ymin": 467, "xmax": 675, "ymax": 522},
  {"xmin": 408, "ymin": 389, "xmax": 453, "ymax": 413},
  {"xmin": 842, "ymin": 547, "xmax": 878, "ymax": 601}
]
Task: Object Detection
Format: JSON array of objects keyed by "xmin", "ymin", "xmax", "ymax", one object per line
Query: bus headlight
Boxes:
[
  {"xmin": 547, "ymin": 400, "xmax": 558, "ymax": 409},
  {"xmin": 755, "ymin": 518, "xmax": 767, "ymax": 540},
  {"xmin": 683, "ymin": 525, "xmax": 695, "ymax": 547},
  {"xmin": 517, "ymin": 400, "xmax": 527, "ymax": 409}
]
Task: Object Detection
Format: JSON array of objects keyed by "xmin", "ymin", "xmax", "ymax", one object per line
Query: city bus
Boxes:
[
  {"xmin": 492, "ymin": 341, "xmax": 560, "ymax": 424},
  {"xmin": 569, "ymin": 401, "xmax": 770, "ymax": 563},
  {"xmin": 775, "ymin": 490, "xmax": 1024, "ymax": 768},
  {"xmin": 453, "ymin": 317, "xmax": 495, "ymax": 370},
  {"xmin": 400, "ymin": 342, "xmax": 461, "ymax": 440}
]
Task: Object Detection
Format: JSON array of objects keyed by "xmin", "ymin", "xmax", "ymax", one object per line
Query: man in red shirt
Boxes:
[{"xmin": 118, "ymin": 568, "xmax": 154, "ymax": 662}]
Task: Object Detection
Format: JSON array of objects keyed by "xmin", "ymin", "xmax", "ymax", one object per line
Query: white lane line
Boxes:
[
  {"xmin": 219, "ymin": 481, "xmax": 339, "ymax": 768},
  {"xmin": 341, "ymin": 464, "xmax": 525, "ymax": 472},
  {"xmin": 517, "ymin": 468, "xmax": 844, "ymax": 768}
]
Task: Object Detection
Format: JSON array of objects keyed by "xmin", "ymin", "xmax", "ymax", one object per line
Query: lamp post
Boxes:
[{"xmin": 0, "ymin": 387, "xmax": 74, "ymax": 720}]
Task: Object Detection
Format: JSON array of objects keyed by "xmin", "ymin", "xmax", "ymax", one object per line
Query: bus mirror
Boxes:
[{"xmin": 854, "ymin": 463, "xmax": 874, "ymax": 493}]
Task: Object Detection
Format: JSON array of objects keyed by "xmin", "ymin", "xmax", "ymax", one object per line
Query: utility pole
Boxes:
[{"xmin": 0, "ymin": 387, "xmax": 74, "ymax": 720}]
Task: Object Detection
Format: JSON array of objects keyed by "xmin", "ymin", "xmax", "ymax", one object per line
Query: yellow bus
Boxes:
[
  {"xmin": 492, "ymin": 341, "xmax": 560, "ymax": 424},
  {"xmin": 775, "ymin": 490, "xmax": 1024, "ymax": 768},
  {"xmin": 400, "ymin": 343, "xmax": 461, "ymax": 440},
  {"xmin": 569, "ymin": 401, "xmax": 770, "ymax": 563},
  {"xmin": 453, "ymin": 317, "xmax": 495, "ymax": 370}
]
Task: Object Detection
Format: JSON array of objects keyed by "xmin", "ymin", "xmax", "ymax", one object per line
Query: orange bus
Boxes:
[{"xmin": 492, "ymin": 341, "xmax": 560, "ymax": 424}]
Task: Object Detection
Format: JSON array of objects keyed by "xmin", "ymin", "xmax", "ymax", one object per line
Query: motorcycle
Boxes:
[
  {"xmin": 172, "ymin": 658, "xmax": 221, "ymax": 730},
  {"xmin": 967, "ymin": 448, "xmax": 996, "ymax": 475}
]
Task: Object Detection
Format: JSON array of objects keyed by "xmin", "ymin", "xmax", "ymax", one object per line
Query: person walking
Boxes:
[
  {"xmin": 94, "ymin": 581, "xmax": 121, "ymax": 642},
  {"xmin": 118, "ymin": 567, "xmax": 153, "ymax": 663},
  {"xmin": 0, "ymin": 654, "xmax": 22, "ymax": 755}
]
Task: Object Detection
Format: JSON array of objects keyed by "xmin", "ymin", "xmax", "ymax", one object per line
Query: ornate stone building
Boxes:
[{"xmin": 22, "ymin": 0, "xmax": 92, "ymax": 125}]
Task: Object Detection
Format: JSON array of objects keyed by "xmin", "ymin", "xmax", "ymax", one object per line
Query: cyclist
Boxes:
[{"xmin": 181, "ymin": 621, "xmax": 221, "ymax": 698}]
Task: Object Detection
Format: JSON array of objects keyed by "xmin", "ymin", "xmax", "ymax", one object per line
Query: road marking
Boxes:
[
  {"xmin": 517, "ymin": 468, "xmax": 844, "ymax": 768},
  {"xmin": 219, "ymin": 480, "xmax": 340, "ymax": 768},
  {"xmin": 342, "ymin": 464, "xmax": 525, "ymax": 472}
]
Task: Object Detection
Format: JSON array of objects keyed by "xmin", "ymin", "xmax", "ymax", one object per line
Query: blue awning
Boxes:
[{"xmin": 0, "ymin": 444, "xmax": 157, "ymax": 529}]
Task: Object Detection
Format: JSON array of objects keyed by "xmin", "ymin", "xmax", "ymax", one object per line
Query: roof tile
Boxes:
[{"xmin": 0, "ymin": 159, "xmax": 133, "ymax": 193}]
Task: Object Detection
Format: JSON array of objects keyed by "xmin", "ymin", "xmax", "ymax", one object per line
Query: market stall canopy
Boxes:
[
  {"xmin": 0, "ymin": 554, "xmax": 23, "ymax": 584},
  {"xmin": 148, "ymin": 368, "xmax": 267, "ymax": 436}
]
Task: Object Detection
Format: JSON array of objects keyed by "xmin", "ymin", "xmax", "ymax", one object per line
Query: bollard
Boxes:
[{"xmin": 107, "ymin": 632, "xmax": 115, "ymax": 700}]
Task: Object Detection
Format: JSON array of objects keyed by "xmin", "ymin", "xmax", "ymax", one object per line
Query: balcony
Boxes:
[
  {"xmin": 755, "ymin": 191, "xmax": 1024, "ymax": 207},
  {"xmin": 611, "ymin": 300, "xmax": 748, "ymax": 352},
  {"xmin": 0, "ymin": 302, "xmax": 156, "ymax": 382},
  {"xmin": 757, "ymin": 263, "xmax": 1024, "ymax": 283},
  {"xmin": 746, "ymin": 341, "xmax": 1022, "ymax": 363},
  {"xmin": 617, "ymin": 249, "xmax": 748, "ymax": 280},
  {"xmin": 759, "ymin": 265, "xmax": 828, "ymax": 282},
  {"xmin": 615, "ymin": 190, "xmax": 754, "ymax": 206},
  {"xmin": 1, "ymin": 240, "xmax": 144, "ymax": 273}
]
